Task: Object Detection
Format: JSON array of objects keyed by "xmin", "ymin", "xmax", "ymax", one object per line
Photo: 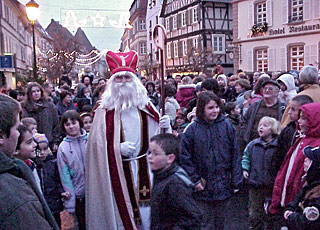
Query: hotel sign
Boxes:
[{"xmin": 269, "ymin": 23, "xmax": 320, "ymax": 36}]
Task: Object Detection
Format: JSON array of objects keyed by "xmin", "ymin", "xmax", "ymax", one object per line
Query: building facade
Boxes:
[
  {"xmin": 129, "ymin": 0, "xmax": 148, "ymax": 76},
  {"xmin": 161, "ymin": 0, "xmax": 233, "ymax": 76},
  {"xmin": 0, "ymin": 0, "xmax": 33, "ymax": 88},
  {"xmin": 232, "ymin": 0, "xmax": 320, "ymax": 73}
]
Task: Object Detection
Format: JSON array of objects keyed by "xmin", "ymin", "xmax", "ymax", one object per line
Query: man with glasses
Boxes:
[{"xmin": 240, "ymin": 80, "xmax": 285, "ymax": 146}]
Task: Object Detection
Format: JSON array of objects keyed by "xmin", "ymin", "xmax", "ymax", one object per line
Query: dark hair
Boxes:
[
  {"xmin": 25, "ymin": 82, "xmax": 47, "ymax": 104},
  {"xmin": 201, "ymin": 79, "xmax": 219, "ymax": 94},
  {"xmin": 196, "ymin": 92, "xmax": 223, "ymax": 121},
  {"xmin": 81, "ymin": 75, "xmax": 93, "ymax": 85},
  {"xmin": 80, "ymin": 112, "xmax": 93, "ymax": 120},
  {"xmin": 224, "ymin": 102, "xmax": 237, "ymax": 115},
  {"xmin": 16, "ymin": 125, "xmax": 32, "ymax": 150},
  {"xmin": 0, "ymin": 94, "xmax": 20, "ymax": 138},
  {"xmin": 235, "ymin": 79, "xmax": 251, "ymax": 90},
  {"xmin": 193, "ymin": 77, "xmax": 204, "ymax": 84},
  {"xmin": 21, "ymin": 117, "xmax": 37, "ymax": 127},
  {"xmin": 145, "ymin": 81, "xmax": 155, "ymax": 93},
  {"xmin": 60, "ymin": 110, "xmax": 83, "ymax": 134},
  {"xmin": 60, "ymin": 90, "xmax": 72, "ymax": 101},
  {"xmin": 61, "ymin": 85, "xmax": 70, "ymax": 92},
  {"xmin": 292, "ymin": 95, "xmax": 313, "ymax": 105},
  {"xmin": 60, "ymin": 75, "xmax": 72, "ymax": 87},
  {"xmin": 43, "ymin": 82, "xmax": 52, "ymax": 89},
  {"xmin": 9, "ymin": 89, "xmax": 18, "ymax": 100},
  {"xmin": 150, "ymin": 134, "xmax": 180, "ymax": 159},
  {"xmin": 92, "ymin": 84, "xmax": 106, "ymax": 98}
]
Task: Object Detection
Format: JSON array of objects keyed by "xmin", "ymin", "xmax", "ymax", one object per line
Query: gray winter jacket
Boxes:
[{"xmin": 57, "ymin": 130, "xmax": 88, "ymax": 213}]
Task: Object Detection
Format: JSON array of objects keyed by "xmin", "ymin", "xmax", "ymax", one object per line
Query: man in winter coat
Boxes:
[
  {"xmin": 86, "ymin": 50, "xmax": 171, "ymax": 230},
  {"xmin": 0, "ymin": 94, "xmax": 59, "ymax": 230}
]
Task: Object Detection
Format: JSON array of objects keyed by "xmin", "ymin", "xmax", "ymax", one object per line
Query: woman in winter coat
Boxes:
[
  {"xmin": 175, "ymin": 76, "xmax": 195, "ymax": 108},
  {"xmin": 180, "ymin": 91, "xmax": 243, "ymax": 230},
  {"xmin": 277, "ymin": 74, "xmax": 297, "ymax": 106},
  {"xmin": 162, "ymin": 84, "xmax": 180, "ymax": 126},
  {"xmin": 21, "ymin": 82, "xmax": 60, "ymax": 143}
]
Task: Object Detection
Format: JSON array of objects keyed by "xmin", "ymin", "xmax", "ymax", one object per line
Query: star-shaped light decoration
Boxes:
[{"xmin": 91, "ymin": 12, "xmax": 105, "ymax": 27}]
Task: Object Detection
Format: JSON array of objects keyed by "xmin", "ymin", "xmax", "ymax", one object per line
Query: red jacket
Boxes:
[
  {"xmin": 176, "ymin": 84, "xmax": 195, "ymax": 108},
  {"xmin": 270, "ymin": 103, "xmax": 320, "ymax": 214}
]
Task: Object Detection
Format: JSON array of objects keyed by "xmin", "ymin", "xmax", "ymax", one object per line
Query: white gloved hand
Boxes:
[
  {"xmin": 159, "ymin": 115, "xmax": 171, "ymax": 129},
  {"xmin": 120, "ymin": 142, "xmax": 136, "ymax": 157}
]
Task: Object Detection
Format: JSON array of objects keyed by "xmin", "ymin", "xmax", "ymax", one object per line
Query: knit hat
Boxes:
[{"xmin": 33, "ymin": 133, "xmax": 48, "ymax": 145}]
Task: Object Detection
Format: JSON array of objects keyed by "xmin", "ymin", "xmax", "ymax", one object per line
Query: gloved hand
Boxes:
[
  {"xmin": 120, "ymin": 142, "xmax": 136, "ymax": 157},
  {"xmin": 243, "ymin": 171, "xmax": 249, "ymax": 179},
  {"xmin": 159, "ymin": 115, "xmax": 171, "ymax": 129}
]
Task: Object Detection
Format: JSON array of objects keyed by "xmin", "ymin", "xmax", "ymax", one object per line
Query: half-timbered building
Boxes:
[{"xmin": 160, "ymin": 0, "xmax": 233, "ymax": 76}]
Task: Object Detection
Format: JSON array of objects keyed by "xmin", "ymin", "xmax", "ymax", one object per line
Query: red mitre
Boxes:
[{"xmin": 105, "ymin": 50, "xmax": 138, "ymax": 75}]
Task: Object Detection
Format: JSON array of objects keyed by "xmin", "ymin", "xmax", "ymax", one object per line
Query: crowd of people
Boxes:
[{"xmin": 1, "ymin": 49, "xmax": 320, "ymax": 230}]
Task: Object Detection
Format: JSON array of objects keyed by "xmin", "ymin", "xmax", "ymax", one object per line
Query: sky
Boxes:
[{"xmin": 19, "ymin": 0, "xmax": 132, "ymax": 51}]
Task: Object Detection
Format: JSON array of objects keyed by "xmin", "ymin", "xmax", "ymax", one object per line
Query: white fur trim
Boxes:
[{"xmin": 177, "ymin": 84, "xmax": 196, "ymax": 89}]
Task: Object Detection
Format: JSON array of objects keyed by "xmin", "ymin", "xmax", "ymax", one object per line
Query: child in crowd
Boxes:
[
  {"xmin": 34, "ymin": 133, "xmax": 65, "ymax": 228},
  {"xmin": 14, "ymin": 125, "xmax": 41, "ymax": 192},
  {"xmin": 284, "ymin": 146, "xmax": 320, "ymax": 230},
  {"xmin": 21, "ymin": 117, "xmax": 38, "ymax": 135},
  {"xmin": 241, "ymin": 90, "xmax": 253, "ymax": 117},
  {"xmin": 242, "ymin": 116, "xmax": 280, "ymax": 230},
  {"xmin": 172, "ymin": 109, "xmax": 187, "ymax": 136},
  {"xmin": 269, "ymin": 103, "xmax": 320, "ymax": 221},
  {"xmin": 272, "ymin": 95, "xmax": 313, "ymax": 175},
  {"xmin": 80, "ymin": 112, "xmax": 93, "ymax": 133},
  {"xmin": 180, "ymin": 92, "xmax": 242, "ymax": 230},
  {"xmin": 148, "ymin": 133, "xmax": 202, "ymax": 230},
  {"xmin": 225, "ymin": 102, "xmax": 241, "ymax": 129},
  {"xmin": 57, "ymin": 110, "xmax": 88, "ymax": 230}
]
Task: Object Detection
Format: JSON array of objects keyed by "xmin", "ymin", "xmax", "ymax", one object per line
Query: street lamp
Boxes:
[{"xmin": 26, "ymin": 0, "xmax": 40, "ymax": 80}]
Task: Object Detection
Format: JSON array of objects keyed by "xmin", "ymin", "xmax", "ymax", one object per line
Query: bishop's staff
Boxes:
[{"xmin": 152, "ymin": 24, "xmax": 167, "ymax": 123}]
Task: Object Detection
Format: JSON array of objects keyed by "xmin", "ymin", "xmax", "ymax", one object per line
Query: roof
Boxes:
[{"xmin": 74, "ymin": 27, "xmax": 93, "ymax": 51}]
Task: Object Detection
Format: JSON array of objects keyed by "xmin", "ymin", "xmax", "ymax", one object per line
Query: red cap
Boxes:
[{"xmin": 106, "ymin": 50, "xmax": 138, "ymax": 75}]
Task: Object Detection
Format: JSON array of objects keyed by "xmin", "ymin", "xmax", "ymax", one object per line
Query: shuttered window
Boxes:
[{"xmin": 256, "ymin": 49, "xmax": 268, "ymax": 72}]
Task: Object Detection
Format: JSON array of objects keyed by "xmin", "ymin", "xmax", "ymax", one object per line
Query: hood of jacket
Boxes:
[
  {"xmin": 0, "ymin": 151, "xmax": 15, "ymax": 174},
  {"xmin": 278, "ymin": 74, "xmax": 296, "ymax": 92},
  {"xmin": 300, "ymin": 103, "xmax": 320, "ymax": 137},
  {"xmin": 63, "ymin": 129, "xmax": 88, "ymax": 142},
  {"xmin": 166, "ymin": 97, "xmax": 180, "ymax": 110},
  {"xmin": 21, "ymin": 99, "xmax": 49, "ymax": 112},
  {"xmin": 193, "ymin": 114, "xmax": 225, "ymax": 125},
  {"xmin": 177, "ymin": 84, "xmax": 195, "ymax": 97}
]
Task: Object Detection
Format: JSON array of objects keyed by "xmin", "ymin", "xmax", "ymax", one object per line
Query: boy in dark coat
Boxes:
[
  {"xmin": 0, "ymin": 94, "xmax": 59, "ymax": 230},
  {"xmin": 284, "ymin": 146, "xmax": 320, "ymax": 230},
  {"xmin": 148, "ymin": 134, "xmax": 202, "ymax": 230}
]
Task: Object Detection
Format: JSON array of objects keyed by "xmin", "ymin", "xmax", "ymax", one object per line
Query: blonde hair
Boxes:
[{"xmin": 258, "ymin": 116, "xmax": 280, "ymax": 135}]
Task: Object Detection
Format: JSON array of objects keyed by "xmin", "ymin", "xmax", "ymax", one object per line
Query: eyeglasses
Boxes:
[
  {"xmin": 147, "ymin": 151, "xmax": 167, "ymax": 157},
  {"xmin": 263, "ymin": 87, "xmax": 278, "ymax": 92}
]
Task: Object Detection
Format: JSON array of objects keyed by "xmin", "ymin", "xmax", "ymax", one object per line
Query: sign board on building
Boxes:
[{"xmin": 0, "ymin": 55, "xmax": 14, "ymax": 69}]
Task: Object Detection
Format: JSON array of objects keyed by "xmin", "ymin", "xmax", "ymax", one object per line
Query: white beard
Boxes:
[{"xmin": 101, "ymin": 77, "xmax": 150, "ymax": 111}]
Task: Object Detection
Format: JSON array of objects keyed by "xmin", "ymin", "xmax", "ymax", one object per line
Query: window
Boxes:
[
  {"xmin": 182, "ymin": 12, "xmax": 186, "ymax": 26},
  {"xmin": 149, "ymin": 20, "xmax": 152, "ymax": 28},
  {"xmin": 140, "ymin": 19, "xmax": 146, "ymax": 30},
  {"xmin": 156, "ymin": 16, "xmax": 159, "ymax": 24},
  {"xmin": 174, "ymin": 42, "xmax": 178, "ymax": 57},
  {"xmin": 256, "ymin": 49, "xmax": 268, "ymax": 72},
  {"xmin": 167, "ymin": 43, "xmax": 171, "ymax": 58},
  {"xmin": 166, "ymin": 18, "xmax": 170, "ymax": 30},
  {"xmin": 140, "ymin": 42, "xmax": 146, "ymax": 54},
  {"xmin": 291, "ymin": 0, "xmax": 303, "ymax": 22},
  {"xmin": 289, "ymin": 45, "xmax": 304, "ymax": 70},
  {"xmin": 212, "ymin": 34, "xmax": 225, "ymax": 54},
  {"xmin": 256, "ymin": 2, "xmax": 267, "ymax": 24},
  {"xmin": 192, "ymin": 7, "xmax": 198, "ymax": 23},
  {"xmin": 173, "ymin": 16, "xmax": 177, "ymax": 29},
  {"xmin": 193, "ymin": 38, "xmax": 198, "ymax": 49},
  {"xmin": 183, "ymin": 40, "xmax": 187, "ymax": 56}
]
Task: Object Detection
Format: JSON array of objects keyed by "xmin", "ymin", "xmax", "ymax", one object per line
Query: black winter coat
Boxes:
[
  {"xmin": 36, "ymin": 155, "xmax": 64, "ymax": 214},
  {"xmin": 180, "ymin": 116, "xmax": 243, "ymax": 201},
  {"xmin": 242, "ymin": 137, "xmax": 278, "ymax": 188},
  {"xmin": 150, "ymin": 164, "xmax": 202, "ymax": 230},
  {"xmin": 285, "ymin": 181, "xmax": 320, "ymax": 230},
  {"xmin": 0, "ymin": 151, "xmax": 59, "ymax": 230},
  {"xmin": 271, "ymin": 121, "xmax": 297, "ymax": 177}
]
